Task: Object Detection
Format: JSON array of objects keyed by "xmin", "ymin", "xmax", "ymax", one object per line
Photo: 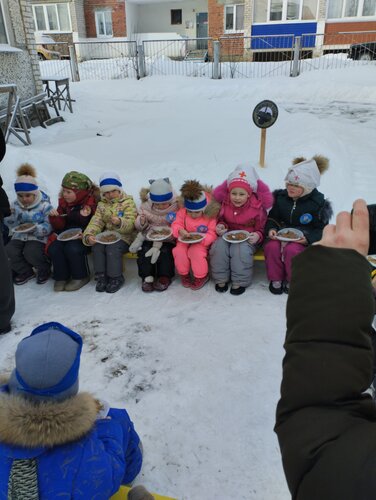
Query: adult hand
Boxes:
[
  {"xmin": 80, "ymin": 205, "xmax": 91, "ymax": 217},
  {"xmin": 248, "ymin": 232, "xmax": 260, "ymax": 245},
  {"xmin": 49, "ymin": 209, "xmax": 60, "ymax": 217},
  {"xmin": 314, "ymin": 199, "xmax": 369, "ymax": 256},
  {"xmin": 87, "ymin": 235, "xmax": 96, "ymax": 246},
  {"xmin": 216, "ymin": 223, "xmax": 227, "ymax": 236},
  {"xmin": 268, "ymin": 229, "xmax": 277, "ymax": 240}
]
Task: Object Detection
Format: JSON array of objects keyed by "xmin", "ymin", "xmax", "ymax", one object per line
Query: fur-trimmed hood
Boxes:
[{"xmin": 0, "ymin": 385, "xmax": 98, "ymax": 448}]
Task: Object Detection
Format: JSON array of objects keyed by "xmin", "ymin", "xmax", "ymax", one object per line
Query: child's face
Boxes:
[
  {"xmin": 153, "ymin": 202, "xmax": 170, "ymax": 210},
  {"xmin": 286, "ymin": 183, "xmax": 304, "ymax": 199},
  {"xmin": 17, "ymin": 192, "xmax": 36, "ymax": 207},
  {"xmin": 230, "ymin": 188, "xmax": 249, "ymax": 207},
  {"xmin": 62, "ymin": 188, "xmax": 77, "ymax": 203},
  {"xmin": 187, "ymin": 209, "xmax": 202, "ymax": 219},
  {"xmin": 103, "ymin": 189, "xmax": 121, "ymax": 201}
]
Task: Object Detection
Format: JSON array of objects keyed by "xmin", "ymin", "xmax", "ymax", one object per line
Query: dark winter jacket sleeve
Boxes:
[
  {"xmin": 304, "ymin": 198, "xmax": 332, "ymax": 244},
  {"xmin": 275, "ymin": 245, "xmax": 376, "ymax": 500},
  {"xmin": 264, "ymin": 190, "xmax": 283, "ymax": 235},
  {"xmin": 0, "ymin": 176, "xmax": 11, "ymax": 221}
]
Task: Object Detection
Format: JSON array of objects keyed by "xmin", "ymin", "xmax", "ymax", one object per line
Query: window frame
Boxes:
[
  {"xmin": 326, "ymin": 0, "xmax": 376, "ymax": 19},
  {"xmin": 32, "ymin": 3, "xmax": 72, "ymax": 33},
  {"xmin": 224, "ymin": 4, "xmax": 245, "ymax": 33},
  {"xmin": 0, "ymin": 0, "xmax": 10, "ymax": 44},
  {"xmin": 253, "ymin": 0, "xmax": 319, "ymax": 23},
  {"xmin": 95, "ymin": 9, "xmax": 113, "ymax": 38},
  {"xmin": 170, "ymin": 8, "xmax": 182, "ymax": 25}
]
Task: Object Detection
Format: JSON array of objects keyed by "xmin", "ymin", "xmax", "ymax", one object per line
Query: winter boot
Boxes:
[
  {"xmin": 14, "ymin": 270, "xmax": 35, "ymax": 285},
  {"xmin": 142, "ymin": 276, "xmax": 154, "ymax": 293},
  {"xmin": 36, "ymin": 268, "xmax": 50, "ymax": 284},
  {"xmin": 269, "ymin": 280, "xmax": 283, "ymax": 295},
  {"xmin": 128, "ymin": 485, "xmax": 155, "ymax": 500},
  {"xmin": 190, "ymin": 275, "xmax": 209, "ymax": 291},
  {"xmin": 95, "ymin": 273, "xmax": 107, "ymax": 293},
  {"xmin": 215, "ymin": 282, "xmax": 228, "ymax": 293},
  {"xmin": 54, "ymin": 280, "xmax": 67, "ymax": 292},
  {"xmin": 230, "ymin": 285, "xmax": 246, "ymax": 296},
  {"xmin": 283, "ymin": 281, "xmax": 290, "ymax": 294},
  {"xmin": 180, "ymin": 274, "xmax": 191, "ymax": 288},
  {"xmin": 153, "ymin": 276, "xmax": 171, "ymax": 292},
  {"xmin": 65, "ymin": 276, "xmax": 90, "ymax": 291},
  {"xmin": 106, "ymin": 275, "xmax": 125, "ymax": 293}
]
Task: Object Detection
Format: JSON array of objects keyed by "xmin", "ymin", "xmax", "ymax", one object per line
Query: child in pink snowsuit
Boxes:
[
  {"xmin": 210, "ymin": 165, "xmax": 273, "ymax": 295},
  {"xmin": 172, "ymin": 180, "xmax": 219, "ymax": 290}
]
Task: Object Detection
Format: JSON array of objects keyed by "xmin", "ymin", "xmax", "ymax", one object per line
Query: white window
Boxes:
[
  {"xmin": 0, "ymin": 1, "xmax": 9, "ymax": 44},
  {"xmin": 32, "ymin": 3, "xmax": 71, "ymax": 32},
  {"xmin": 225, "ymin": 4, "xmax": 245, "ymax": 31},
  {"xmin": 95, "ymin": 10, "xmax": 113, "ymax": 37},
  {"xmin": 327, "ymin": 0, "xmax": 376, "ymax": 17},
  {"xmin": 254, "ymin": 0, "xmax": 318, "ymax": 22}
]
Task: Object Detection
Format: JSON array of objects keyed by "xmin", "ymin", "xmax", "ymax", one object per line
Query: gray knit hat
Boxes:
[
  {"xmin": 8, "ymin": 322, "xmax": 82, "ymax": 402},
  {"xmin": 148, "ymin": 178, "xmax": 173, "ymax": 203}
]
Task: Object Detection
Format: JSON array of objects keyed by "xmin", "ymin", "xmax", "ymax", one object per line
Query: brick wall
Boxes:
[
  {"xmin": 325, "ymin": 21, "xmax": 376, "ymax": 45},
  {"xmin": 84, "ymin": 0, "xmax": 126, "ymax": 38}
]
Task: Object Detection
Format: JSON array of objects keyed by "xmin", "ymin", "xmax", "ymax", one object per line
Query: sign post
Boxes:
[{"xmin": 252, "ymin": 100, "xmax": 278, "ymax": 167}]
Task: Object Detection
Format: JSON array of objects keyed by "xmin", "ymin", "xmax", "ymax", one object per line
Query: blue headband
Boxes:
[
  {"xmin": 100, "ymin": 178, "xmax": 122, "ymax": 187},
  {"xmin": 150, "ymin": 192, "xmax": 173, "ymax": 203},
  {"xmin": 15, "ymin": 182, "xmax": 38, "ymax": 192},
  {"xmin": 15, "ymin": 322, "xmax": 82, "ymax": 397},
  {"xmin": 184, "ymin": 198, "xmax": 207, "ymax": 211}
]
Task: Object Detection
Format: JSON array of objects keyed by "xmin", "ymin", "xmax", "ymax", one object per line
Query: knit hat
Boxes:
[
  {"xmin": 99, "ymin": 172, "xmax": 123, "ymax": 194},
  {"xmin": 8, "ymin": 322, "xmax": 82, "ymax": 402},
  {"xmin": 62, "ymin": 171, "xmax": 93, "ymax": 191},
  {"xmin": 0, "ymin": 127, "xmax": 5, "ymax": 163},
  {"xmin": 227, "ymin": 165, "xmax": 259, "ymax": 195},
  {"xmin": 14, "ymin": 164, "xmax": 39, "ymax": 195},
  {"xmin": 181, "ymin": 180, "xmax": 207, "ymax": 212},
  {"xmin": 285, "ymin": 155, "xmax": 329, "ymax": 196},
  {"xmin": 149, "ymin": 178, "xmax": 173, "ymax": 203}
]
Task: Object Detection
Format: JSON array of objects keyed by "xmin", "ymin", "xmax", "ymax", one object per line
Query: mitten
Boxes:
[
  {"xmin": 145, "ymin": 241, "xmax": 162, "ymax": 264},
  {"xmin": 129, "ymin": 232, "xmax": 145, "ymax": 253},
  {"xmin": 216, "ymin": 223, "xmax": 227, "ymax": 236},
  {"xmin": 248, "ymin": 232, "xmax": 260, "ymax": 245}
]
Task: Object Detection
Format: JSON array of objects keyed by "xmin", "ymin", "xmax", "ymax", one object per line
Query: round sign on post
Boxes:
[{"xmin": 252, "ymin": 100, "xmax": 278, "ymax": 167}]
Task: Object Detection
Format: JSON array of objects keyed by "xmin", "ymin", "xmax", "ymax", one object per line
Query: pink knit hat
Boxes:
[{"xmin": 227, "ymin": 165, "xmax": 258, "ymax": 195}]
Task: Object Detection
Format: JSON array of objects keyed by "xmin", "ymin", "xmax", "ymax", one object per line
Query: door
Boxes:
[{"xmin": 196, "ymin": 12, "xmax": 208, "ymax": 50}]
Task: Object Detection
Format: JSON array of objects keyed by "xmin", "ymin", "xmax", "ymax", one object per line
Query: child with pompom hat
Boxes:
[
  {"xmin": 171, "ymin": 180, "xmax": 219, "ymax": 290},
  {"xmin": 4, "ymin": 164, "xmax": 52, "ymax": 285},
  {"xmin": 264, "ymin": 155, "xmax": 332, "ymax": 294},
  {"xmin": 210, "ymin": 164, "xmax": 273, "ymax": 295}
]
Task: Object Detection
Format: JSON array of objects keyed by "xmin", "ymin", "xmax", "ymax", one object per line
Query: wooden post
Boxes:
[{"xmin": 259, "ymin": 128, "xmax": 266, "ymax": 167}]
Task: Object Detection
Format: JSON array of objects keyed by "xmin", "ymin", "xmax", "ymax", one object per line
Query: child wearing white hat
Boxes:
[
  {"xmin": 264, "ymin": 155, "xmax": 332, "ymax": 294},
  {"xmin": 83, "ymin": 171, "xmax": 137, "ymax": 293}
]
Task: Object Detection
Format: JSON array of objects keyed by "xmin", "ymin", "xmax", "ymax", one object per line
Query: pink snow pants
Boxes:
[
  {"xmin": 173, "ymin": 242, "xmax": 208, "ymax": 278},
  {"xmin": 264, "ymin": 240, "xmax": 306, "ymax": 282}
]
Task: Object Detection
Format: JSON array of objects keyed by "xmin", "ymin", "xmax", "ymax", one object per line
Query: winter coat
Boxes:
[
  {"xmin": 49, "ymin": 189, "xmax": 99, "ymax": 233},
  {"xmin": 83, "ymin": 193, "xmax": 137, "ymax": 246},
  {"xmin": 171, "ymin": 193, "xmax": 219, "ymax": 248},
  {"xmin": 275, "ymin": 246, "xmax": 376, "ymax": 500},
  {"xmin": 265, "ymin": 188, "xmax": 332, "ymax": 244},
  {"xmin": 4, "ymin": 192, "xmax": 52, "ymax": 244},
  {"xmin": 0, "ymin": 176, "xmax": 10, "ymax": 222},
  {"xmin": 213, "ymin": 179, "xmax": 273, "ymax": 244},
  {"xmin": 134, "ymin": 187, "xmax": 178, "ymax": 242},
  {"xmin": 0, "ymin": 384, "xmax": 142, "ymax": 499}
]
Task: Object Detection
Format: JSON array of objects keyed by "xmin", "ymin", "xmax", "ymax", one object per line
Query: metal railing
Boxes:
[{"xmin": 35, "ymin": 31, "xmax": 376, "ymax": 82}]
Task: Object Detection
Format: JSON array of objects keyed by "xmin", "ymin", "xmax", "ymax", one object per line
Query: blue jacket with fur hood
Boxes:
[{"xmin": 0, "ymin": 383, "xmax": 142, "ymax": 499}]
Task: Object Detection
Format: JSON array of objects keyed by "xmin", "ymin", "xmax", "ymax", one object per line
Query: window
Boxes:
[
  {"xmin": 32, "ymin": 3, "xmax": 71, "ymax": 32},
  {"xmin": 327, "ymin": 0, "xmax": 376, "ymax": 17},
  {"xmin": 171, "ymin": 9, "xmax": 182, "ymax": 25},
  {"xmin": 225, "ymin": 4, "xmax": 245, "ymax": 31},
  {"xmin": 0, "ymin": 2, "xmax": 8, "ymax": 44},
  {"xmin": 254, "ymin": 0, "xmax": 318, "ymax": 21},
  {"xmin": 95, "ymin": 10, "xmax": 113, "ymax": 37}
]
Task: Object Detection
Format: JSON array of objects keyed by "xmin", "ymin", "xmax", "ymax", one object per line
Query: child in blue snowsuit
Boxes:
[{"xmin": 0, "ymin": 322, "xmax": 143, "ymax": 499}]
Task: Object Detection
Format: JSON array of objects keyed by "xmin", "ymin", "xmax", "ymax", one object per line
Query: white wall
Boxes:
[
  {"xmin": 133, "ymin": 0, "xmax": 208, "ymax": 38},
  {"xmin": 126, "ymin": 2, "xmax": 140, "ymax": 40}
]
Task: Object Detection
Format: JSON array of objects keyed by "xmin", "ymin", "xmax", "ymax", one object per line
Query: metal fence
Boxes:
[{"xmin": 36, "ymin": 31, "xmax": 376, "ymax": 82}]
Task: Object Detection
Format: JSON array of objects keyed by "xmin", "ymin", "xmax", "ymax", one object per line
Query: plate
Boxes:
[
  {"xmin": 57, "ymin": 228, "xmax": 82, "ymax": 241},
  {"xmin": 275, "ymin": 228, "xmax": 304, "ymax": 242},
  {"xmin": 146, "ymin": 226, "xmax": 172, "ymax": 242},
  {"xmin": 13, "ymin": 223, "xmax": 36, "ymax": 233},
  {"xmin": 223, "ymin": 230, "xmax": 250, "ymax": 244},
  {"xmin": 367, "ymin": 255, "xmax": 376, "ymax": 267},
  {"xmin": 95, "ymin": 231, "xmax": 121, "ymax": 245},
  {"xmin": 178, "ymin": 232, "xmax": 206, "ymax": 244}
]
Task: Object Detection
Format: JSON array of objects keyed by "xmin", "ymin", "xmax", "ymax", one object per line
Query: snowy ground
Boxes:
[{"xmin": 1, "ymin": 65, "xmax": 376, "ymax": 499}]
